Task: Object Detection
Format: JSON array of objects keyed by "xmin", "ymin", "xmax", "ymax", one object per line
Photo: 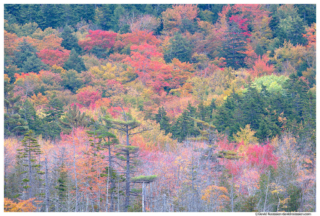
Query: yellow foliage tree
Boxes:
[
  {"xmin": 4, "ymin": 198, "xmax": 36, "ymax": 212},
  {"xmin": 201, "ymin": 185, "xmax": 230, "ymax": 211},
  {"xmin": 233, "ymin": 124, "xmax": 258, "ymax": 145},
  {"xmin": 30, "ymin": 92, "xmax": 49, "ymax": 107}
]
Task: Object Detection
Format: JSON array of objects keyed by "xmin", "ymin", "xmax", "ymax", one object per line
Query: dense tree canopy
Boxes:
[{"xmin": 3, "ymin": 4, "xmax": 316, "ymax": 213}]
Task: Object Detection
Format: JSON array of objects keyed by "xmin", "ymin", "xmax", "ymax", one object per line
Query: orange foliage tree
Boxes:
[{"xmin": 4, "ymin": 198, "xmax": 37, "ymax": 212}]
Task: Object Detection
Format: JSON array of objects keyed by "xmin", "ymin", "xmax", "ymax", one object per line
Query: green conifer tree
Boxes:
[
  {"xmin": 63, "ymin": 49, "xmax": 86, "ymax": 73},
  {"xmin": 61, "ymin": 26, "xmax": 82, "ymax": 53},
  {"xmin": 4, "ymin": 79, "xmax": 28, "ymax": 137},
  {"xmin": 103, "ymin": 108, "xmax": 150, "ymax": 211},
  {"xmin": 16, "ymin": 130, "xmax": 43, "ymax": 200},
  {"xmin": 164, "ymin": 32, "xmax": 192, "ymax": 63}
]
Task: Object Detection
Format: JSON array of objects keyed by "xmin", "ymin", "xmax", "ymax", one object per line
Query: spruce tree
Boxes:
[
  {"xmin": 219, "ymin": 19, "xmax": 247, "ymax": 69},
  {"xmin": 155, "ymin": 107, "xmax": 171, "ymax": 135},
  {"xmin": 171, "ymin": 103, "xmax": 200, "ymax": 142},
  {"xmin": 99, "ymin": 5, "xmax": 114, "ymax": 31},
  {"xmin": 63, "ymin": 49, "xmax": 86, "ymax": 73},
  {"xmin": 4, "ymin": 78, "xmax": 28, "ymax": 137},
  {"xmin": 20, "ymin": 99, "xmax": 42, "ymax": 134},
  {"xmin": 55, "ymin": 163, "xmax": 68, "ymax": 212},
  {"xmin": 42, "ymin": 95, "xmax": 64, "ymax": 140},
  {"xmin": 22, "ymin": 54, "xmax": 49, "ymax": 73},
  {"xmin": 13, "ymin": 39, "xmax": 37, "ymax": 69},
  {"xmin": 61, "ymin": 69, "xmax": 84, "ymax": 93},
  {"xmin": 16, "ymin": 130, "xmax": 43, "ymax": 200},
  {"xmin": 164, "ymin": 32, "xmax": 192, "ymax": 63}
]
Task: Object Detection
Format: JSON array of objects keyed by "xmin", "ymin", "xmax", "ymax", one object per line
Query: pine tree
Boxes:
[
  {"xmin": 63, "ymin": 49, "xmax": 86, "ymax": 73},
  {"xmin": 41, "ymin": 4, "xmax": 64, "ymax": 29},
  {"xmin": 88, "ymin": 116, "xmax": 119, "ymax": 212},
  {"xmin": 103, "ymin": 108, "xmax": 150, "ymax": 211},
  {"xmin": 61, "ymin": 26, "xmax": 82, "ymax": 53},
  {"xmin": 72, "ymin": 4, "xmax": 95, "ymax": 24},
  {"xmin": 214, "ymin": 96, "xmax": 237, "ymax": 137}
]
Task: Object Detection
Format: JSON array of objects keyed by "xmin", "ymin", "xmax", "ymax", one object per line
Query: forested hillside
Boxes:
[{"xmin": 4, "ymin": 4, "xmax": 316, "ymax": 212}]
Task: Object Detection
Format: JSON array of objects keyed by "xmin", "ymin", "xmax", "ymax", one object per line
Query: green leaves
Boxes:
[{"xmin": 164, "ymin": 32, "xmax": 192, "ymax": 63}]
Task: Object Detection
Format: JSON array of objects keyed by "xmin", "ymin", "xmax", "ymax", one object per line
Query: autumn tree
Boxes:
[
  {"xmin": 37, "ymin": 49, "xmax": 70, "ymax": 67},
  {"xmin": 4, "ymin": 198, "xmax": 36, "ymax": 212},
  {"xmin": 162, "ymin": 4, "xmax": 198, "ymax": 34},
  {"xmin": 59, "ymin": 105, "xmax": 90, "ymax": 211},
  {"xmin": 78, "ymin": 29, "xmax": 117, "ymax": 58}
]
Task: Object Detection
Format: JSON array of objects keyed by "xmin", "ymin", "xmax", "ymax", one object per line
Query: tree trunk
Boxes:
[
  {"xmin": 263, "ymin": 171, "xmax": 270, "ymax": 212},
  {"xmin": 118, "ymin": 177, "xmax": 120, "ymax": 212},
  {"xmin": 124, "ymin": 129, "xmax": 130, "ymax": 211},
  {"xmin": 231, "ymin": 174, "xmax": 234, "ymax": 212},
  {"xmin": 107, "ymin": 143, "xmax": 115, "ymax": 212},
  {"xmin": 124, "ymin": 149, "xmax": 130, "ymax": 211},
  {"xmin": 28, "ymin": 140, "xmax": 33, "ymax": 199},
  {"xmin": 45, "ymin": 157, "xmax": 49, "ymax": 212},
  {"xmin": 142, "ymin": 182, "xmax": 145, "ymax": 212},
  {"xmin": 106, "ymin": 163, "xmax": 109, "ymax": 212},
  {"xmin": 72, "ymin": 128, "xmax": 78, "ymax": 212},
  {"xmin": 4, "ymin": 147, "xmax": 7, "ymax": 198}
]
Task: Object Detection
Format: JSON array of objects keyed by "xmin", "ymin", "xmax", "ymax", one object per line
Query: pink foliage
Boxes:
[
  {"xmin": 38, "ymin": 70, "xmax": 62, "ymax": 83},
  {"xmin": 107, "ymin": 106, "xmax": 129, "ymax": 118},
  {"xmin": 245, "ymin": 144, "xmax": 278, "ymax": 170},
  {"xmin": 229, "ymin": 15, "xmax": 251, "ymax": 37}
]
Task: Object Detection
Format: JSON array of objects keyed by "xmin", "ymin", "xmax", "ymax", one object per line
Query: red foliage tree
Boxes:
[
  {"xmin": 124, "ymin": 43, "xmax": 173, "ymax": 92},
  {"xmin": 37, "ymin": 49, "xmax": 70, "ymax": 66},
  {"xmin": 114, "ymin": 30, "xmax": 161, "ymax": 50},
  {"xmin": 76, "ymin": 90, "xmax": 101, "ymax": 107},
  {"xmin": 248, "ymin": 54, "xmax": 274, "ymax": 77},
  {"xmin": 79, "ymin": 30, "xmax": 117, "ymax": 51},
  {"xmin": 229, "ymin": 15, "xmax": 251, "ymax": 37},
  {"xmin": 245, "ymin": 144, "xmax": 278, "ymax": 171}
]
